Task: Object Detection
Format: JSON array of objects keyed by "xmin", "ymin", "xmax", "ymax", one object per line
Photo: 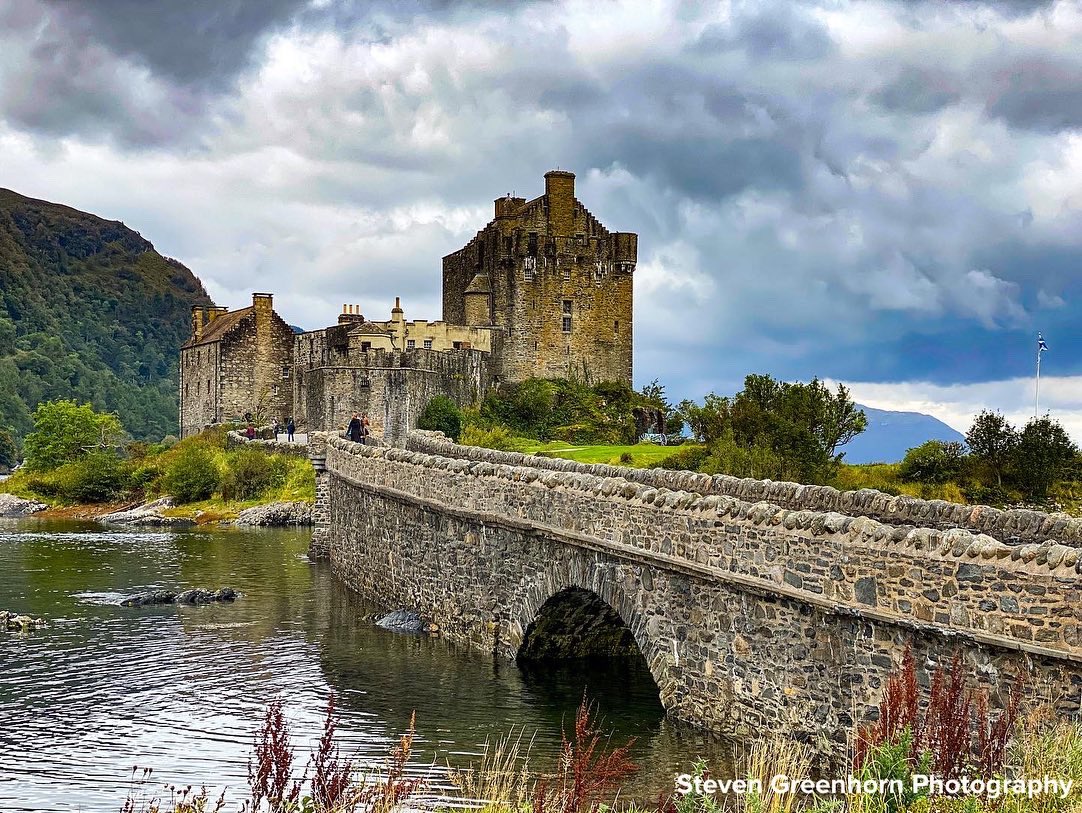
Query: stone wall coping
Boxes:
[
  {"xmin": 404, "ymin": 433, "xmax": 1082, "ymax": 547},
  {"xmin": 326, "ymin": 445, "xmax": 1082, "ymax": 666},
  {"xmin": 328, "ymin": 435, "xmax": 1082, "ymax": 580}
]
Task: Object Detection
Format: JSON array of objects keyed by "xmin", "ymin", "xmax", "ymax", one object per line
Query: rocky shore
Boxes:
[
  {"xmin": 0, "ymin": 493, "xmax": 48, "ymax": 518},
  {"xmin": 234, "ymin": 501, "xmax": 313, "ymax": 526}
]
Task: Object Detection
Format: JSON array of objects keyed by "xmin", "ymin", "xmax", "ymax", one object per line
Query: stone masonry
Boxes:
[
  {"xmin": 315, "ymin": 431, "xmax": 1082, "ymax": 753},
  {"xmin": 442, "ymin": 171, "xmax": 636, "ymax": 385}
]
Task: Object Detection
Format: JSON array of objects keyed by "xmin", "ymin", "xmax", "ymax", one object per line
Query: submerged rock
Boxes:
[
  {"xmin": 100, "ymin": 497, "xmax": 195, "ymax": 528},
  {"xmin": 120, "ymin": 587, "xmax": 238, "ymax": 607},
  {"xmin": 234, "ymin": 501, "xmax": 313, "ymax": 527},
  {"xmin": 0, "ymin": 610, "xmax": 46, "ymax": 631},
  {"xmin": 375, "ymin": 608, "xmax": 432, "ymax": 633},
  {"xmin": 0, "ymin": 493, "xmax": 48, "ymax": 518}
]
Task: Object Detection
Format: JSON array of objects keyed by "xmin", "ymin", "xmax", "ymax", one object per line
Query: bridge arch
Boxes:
[{"xmin": 508, "ymin": 562, "xmax": 675, "ymax": 709}]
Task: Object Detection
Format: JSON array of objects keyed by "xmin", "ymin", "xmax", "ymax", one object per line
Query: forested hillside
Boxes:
[{"xmin": 0, "ymin": 188, "xmax": 211, "ymax": 444}]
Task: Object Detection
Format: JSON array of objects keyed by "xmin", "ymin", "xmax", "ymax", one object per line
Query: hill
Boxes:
[
  {"xmin": 841, "ymin": 404, "xmax": 966, "ymax": 464},
  {"xmin": 0, "ymin": 188, "xmax": 211, "ymax": 443}
]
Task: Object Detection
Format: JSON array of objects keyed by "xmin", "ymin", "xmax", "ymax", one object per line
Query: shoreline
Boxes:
[{"xmin": 1, "ymin": 493, "xmax": 314, "ymax": 527}]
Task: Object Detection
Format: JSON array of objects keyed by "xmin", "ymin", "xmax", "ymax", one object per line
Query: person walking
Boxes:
[
  {"xmin": 272, "ymin": 418, "xmax": 280, "ymax": 439},
  {"xmin": 347, "ymin": 413, "xmax": 363, "ymax": 443},
  {"xmin": 361, "ymin": 413, "xmax": 371, "ymax": 446},
  {"xmin": 286, "ymin": 416, "xmax": 295, "ymax": 443}
]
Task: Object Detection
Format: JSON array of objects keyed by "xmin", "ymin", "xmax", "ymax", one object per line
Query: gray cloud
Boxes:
[{"xmin": 0, "ymin": 0, "xmax": 1079, "ymax": 402}]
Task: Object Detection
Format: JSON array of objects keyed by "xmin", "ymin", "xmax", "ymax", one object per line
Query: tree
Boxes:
[
  {"xmin": 0, "ymin": 428, "xmax": 17, "ymax": 470},
  {"xmin": 1010, "ymin": 416, "xmax": 1077, "ymax": 502},
  {"xmin": 899, "ymin": 440, "xmax": 968, "ymax": 485},
  {"xmin": 418, "ymin": 396, "xmax": 463, "ymax": 442},
  {"xmin": 23, "ymin": 400, "xmax": 125, "ymax": 471},
  {"xmin": 965, "ymin": 410, "xmax": 1018, "ymax": 488}
]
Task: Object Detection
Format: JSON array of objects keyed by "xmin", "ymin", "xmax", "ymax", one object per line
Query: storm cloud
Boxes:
[{"xmin": 0, "ymin": 0, "xmax": 1079, "ymax": 435}]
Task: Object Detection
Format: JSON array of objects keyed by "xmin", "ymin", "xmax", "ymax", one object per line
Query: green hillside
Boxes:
[{"xmin": 0, "ymin": 188, "xmax": 211, "ymax": 444}]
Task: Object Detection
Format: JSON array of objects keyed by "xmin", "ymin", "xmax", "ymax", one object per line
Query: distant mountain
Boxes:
[
  {"xmin": 0, "ymin": 188, "xmax": 211, "ymax": 442},
  {"xmin": 841, "ymin": 404, "xmax": 966, "ymax": 464}
]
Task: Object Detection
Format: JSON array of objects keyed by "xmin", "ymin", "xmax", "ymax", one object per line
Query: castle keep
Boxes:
[{"xmin": 179, "ymin": 171, "xmax": 637, "ymax": 440}]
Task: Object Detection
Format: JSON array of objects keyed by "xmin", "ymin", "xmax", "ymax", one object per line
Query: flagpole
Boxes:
[{"xmin": 1035, "ymin": 343, "xmax": 1041, "ymax": 418}]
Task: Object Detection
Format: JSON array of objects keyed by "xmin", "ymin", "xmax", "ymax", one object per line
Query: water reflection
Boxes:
[{"xmin": 0, "ymin": 520, "xmax": 730, "ymax": 811}]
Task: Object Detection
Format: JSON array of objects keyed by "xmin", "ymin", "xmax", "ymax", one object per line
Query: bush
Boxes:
[
  {"xmin": 0, "ymin": 428, "xmax": 17, "ymax": 469},
  {"xmin": 221, "ymin": 449, "xmax": 287, "ymax": 501},
  {"xmin": 55, "ymin": 452, "xmax": 129, "ymax": 503},
  {"xmin": 651, "ymin": 445, "xmax": 710, "ymax": 471},
  {"xmin": 460, "ymin": 424, "xmax": 518, "ymax": 451},
  {"xmin": 899, "ymin": 440, "xmax": 968, "ymax": 484},
  {"xmin": 162, "ymin": 444, "xmax": 221, "ymax": 503},
  {"xmin": 418, "ymin": 395, "xmax": 463, "ymax": 442}
]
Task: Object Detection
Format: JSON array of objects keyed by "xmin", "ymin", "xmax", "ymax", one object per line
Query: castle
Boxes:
[{"xmin": 179, "ymin": 170, "xmax": 637, "ymax": 442}]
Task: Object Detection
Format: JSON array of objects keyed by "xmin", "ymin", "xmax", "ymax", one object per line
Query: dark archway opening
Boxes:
[{"xmin": 518, "ymin": 587, "xmax": 643, "ymax": 661}]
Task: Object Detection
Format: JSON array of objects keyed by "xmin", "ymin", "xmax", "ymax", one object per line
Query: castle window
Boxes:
[
  {"xmin": 453, "ymin": 341, "xmax": 461, "ymax": 350},
  {"xmin": 361, "ymin": 342, "xmax": 371, "ymax": 352},
  {"xmin": 562, "ymin": 317, "xmax": 572, "ymax": 333},
  {"xmin": 562, "ymin": 299, "xmax": 572, "ymax": 315},
  {"xmin": 206, "ymin": 380, "xmax": 211, "ymax": 394},
  {"xmin": 407, "ymin": 339, "xmax": 415, "ymax": 349},
  {"xmin": 614, "ymin": 319, "xmax": 620, "ymax": 335},
  {"xmin": 563, "ymin": 265, "xmax": 570, "ymax": 281},
  {"xmin": 523, "ymin": 257, "xmax": 535, "ymax": 281},
  {"xmin": 527, "ymin": 232, "xmax": 538, "ymax": 256},
  {"xmin": 281, "ymin": 365, "xmax": 289, "ymax": 379},
  {"xmin": 272, "ymin": 384, "xmax": 279, "ymax": 396},
  {"xmin": 424, "ymin": 339, "xmax": 433, "ymax": 349}
]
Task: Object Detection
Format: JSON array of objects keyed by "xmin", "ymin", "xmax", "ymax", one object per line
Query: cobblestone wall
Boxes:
[
  {"xmin": 406, "ymin": 433, "xmax": 1082, "ymax": 547},
  {"xmin": 321, "ymin": 435, "xmax": 1082, "ymax": 748}
]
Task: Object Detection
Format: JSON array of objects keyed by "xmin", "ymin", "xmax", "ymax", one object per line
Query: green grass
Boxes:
[{"xmin": 516, "ymin": 440, "xmax": 700, "ymax": 468}]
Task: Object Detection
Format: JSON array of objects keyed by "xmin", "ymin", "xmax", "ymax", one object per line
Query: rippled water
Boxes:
[{"xmin": 0, "ymin": 519, "xmax": 730, "ymax": 811}]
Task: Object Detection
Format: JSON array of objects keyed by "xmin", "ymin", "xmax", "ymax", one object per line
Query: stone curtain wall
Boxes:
[
  {"xmin": 321, "ymin": 435, "xmax": 1082, "ymax": 747},
  {"xmin": 407, "ymin": 433, "xmax": 1082, "ymax": 547}
]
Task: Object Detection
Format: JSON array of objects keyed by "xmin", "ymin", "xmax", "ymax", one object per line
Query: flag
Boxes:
[{"xmin": 1038, "ymin": 334, "xmax": 1049, "ymax": 352}]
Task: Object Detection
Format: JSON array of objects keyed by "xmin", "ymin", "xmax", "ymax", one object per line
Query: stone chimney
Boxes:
[
  {"xmin": 544, "ymin": 170, "xmax": 576, "ymax": 235},
  {"xmin": 191, "ymin": 305, "xmax": 206, "ymax": 342}
]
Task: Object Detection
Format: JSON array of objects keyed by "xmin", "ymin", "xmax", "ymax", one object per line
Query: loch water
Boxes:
[{"xmin": 0, "ymin": 520, "xmax": 731, "ymax": 811}]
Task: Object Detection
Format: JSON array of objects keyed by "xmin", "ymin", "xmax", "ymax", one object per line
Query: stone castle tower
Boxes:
[{"xmin": 441, "ymin": 170, "xmax": 636, "ymax": 385}]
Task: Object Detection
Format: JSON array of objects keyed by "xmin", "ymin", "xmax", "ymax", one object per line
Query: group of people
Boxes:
[
  {"xmin": 347, "ymin": 413, "xmax": 371, "ymax": 444},
  {"xmin": 265, "ymin": 416, "xmax": 296, "ymax": 442}
]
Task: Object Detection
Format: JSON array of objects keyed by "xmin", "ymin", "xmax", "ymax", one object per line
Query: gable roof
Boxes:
[{"xmin": 183, "ymin": 307, "xmax": 253, "ymax": 348}]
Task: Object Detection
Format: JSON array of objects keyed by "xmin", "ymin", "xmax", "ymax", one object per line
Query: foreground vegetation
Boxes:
[
  {"xmin": 2, "ymin": 400, "xmax": 313, "ymax": 518},
  {"xmin": 120, "ymin": 654, "xmax": 1082, "ymax": 813}
]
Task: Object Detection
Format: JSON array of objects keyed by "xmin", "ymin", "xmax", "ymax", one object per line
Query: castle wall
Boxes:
[
  {"xmin": 179, "ymin": 343, "xmax": 220, "ymax": 437},
  {"xmin": 296, "ymin": 346, "xmax": 496, "ymax": 443}
]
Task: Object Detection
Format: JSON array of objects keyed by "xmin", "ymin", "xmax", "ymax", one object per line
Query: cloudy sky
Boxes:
[{"xmin": 0, "ymin": 0, "xmax": 1079, "ymax": 438}]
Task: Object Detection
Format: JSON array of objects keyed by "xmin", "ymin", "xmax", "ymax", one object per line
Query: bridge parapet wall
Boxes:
[
  {"xmin": 328, "ymin": 436, "xmax": 1082, "ymax": 661},
  {"xmin": 406, "ymin": 432, "xmax": 1082, "ymax": 547}
]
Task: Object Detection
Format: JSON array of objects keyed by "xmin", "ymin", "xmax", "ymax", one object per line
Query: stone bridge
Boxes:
[{"xmin": 309, "ymin": 431, "xmax": 1082, "ymax": 750}]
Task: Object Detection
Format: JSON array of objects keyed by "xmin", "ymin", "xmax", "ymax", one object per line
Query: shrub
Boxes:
[
  {"xmin": 418, "ymin": 395, "xmax": 463, "ymax": 441},
  {"xmin": 162, "ymin": 444, "xmax": 221, "ymax": 503},
  {"xmin": 460, "ymin": 424, "xmax": 518, "ymax": 451},
  {"xmin": 221, "ymin": 449, "xmax": 287, "ymax": 501},
  {"xmin": 55, "ymin": 452, "xmax": 129, "ymax": 503},
  {"xmin": 0, "ymin": 428, "xmax": 17, "ymax": 469},
  {"xmin": 899, "ymin": 440, "xmax": 968, "ymax": 484},
  {"xmin": 651, "ymin": 445, "xmax": 710, "ymax": 472}
]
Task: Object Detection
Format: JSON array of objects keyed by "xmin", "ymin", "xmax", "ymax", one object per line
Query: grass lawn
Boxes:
[{"xmin": 514, "ymin": 440, "xmax": 697, "ymax": 468}]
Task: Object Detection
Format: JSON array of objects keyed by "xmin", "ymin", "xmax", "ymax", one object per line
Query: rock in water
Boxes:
[
  {"xmin": 0, "ymin": 610, "xmax": 46, "ymax": 631},
  {"xmin": 375, "ymin": 608, "xmax": 429, "ymax": 633},
  {"xmin": 234, "ymin": 501, "xmax": 313, "ymax": 527},
  {"xmin": 0, "ymin": 494, "xmax": 48, "ymax": 518},
  {"xmin": 99, "ymin": 498, "xmax": 195, "ymax": 528},
  {"xmin": 120, "ymin": 588, "xmax": 237, "ymax": 607}
]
